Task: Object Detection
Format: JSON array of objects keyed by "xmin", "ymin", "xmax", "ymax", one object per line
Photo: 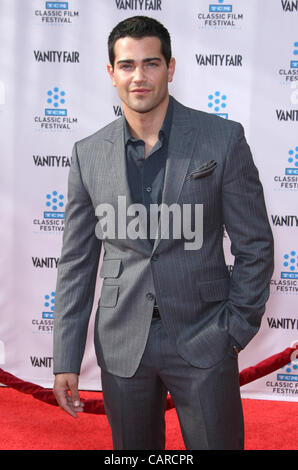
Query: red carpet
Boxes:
[{"xmin": 0, "ymin": 387, "xmax": 297, "ymax": 450}]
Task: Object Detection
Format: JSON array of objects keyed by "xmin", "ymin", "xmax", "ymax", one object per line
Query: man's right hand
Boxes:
[{"xmin": 53, "ymin": 373, "xmax": 84, "ymax": 418}]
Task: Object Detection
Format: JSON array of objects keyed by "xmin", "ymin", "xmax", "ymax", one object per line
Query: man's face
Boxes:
[{"xmin": 107, "ymin": 36, "xmax": 175, "ymax": 115}]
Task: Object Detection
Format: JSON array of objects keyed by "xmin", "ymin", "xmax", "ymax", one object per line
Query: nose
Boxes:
[{"xmin": 133, "ymin": 66, "xmax": 146, "ymax": 83}]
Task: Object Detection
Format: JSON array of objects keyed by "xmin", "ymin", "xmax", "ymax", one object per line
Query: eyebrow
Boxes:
[{"xmin": 116, "ymin": 57, "xmax": 162, "ymax": 65}]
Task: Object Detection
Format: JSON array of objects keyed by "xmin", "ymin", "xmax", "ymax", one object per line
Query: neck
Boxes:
[{"xmin": 123, "ymin": 94, "xmax": 169, "ymax": 142}]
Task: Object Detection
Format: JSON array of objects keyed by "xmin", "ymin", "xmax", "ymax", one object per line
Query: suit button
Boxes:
[
  {"xmin": 146, "ymin": 293, "xmax": 154, "ymax": 301},
  {"xmin": 152, "ymin": 254, "xmax": 159, "ymax": 261}
]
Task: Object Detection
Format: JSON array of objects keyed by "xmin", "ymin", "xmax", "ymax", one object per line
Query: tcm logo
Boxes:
[
  {"xmin": 277, "ymin": 355, "xmax": 298, "ymax": 382},
  {"xmin": 209, "ymin": 0, "xmax": 232, "ymax": 12},
  {"xmin": 44, "ymin": 190, "xmax": 65, "ymax": 219},
  {"xmin": 43, "ymin": 291, "xmax": 55, "ymax": 319},
  {"xmin": 290, "ymin": 42, "xmax": 298, "ymax": 69},
  {"xmin": 208, "ymin": 91, "xmax": 228, "ymax": 119},
  {"xmin": 45, "ymin": 2, "xmax": 68, "ymax": 9},
  {"xmin": 286, "ymin": 146, "xmax": 298, "ymax": 175},
  {"xmin": 45, "ymin": 87, "xmax": 67, "ymax": 116},
  {"xmin": 281, "ymin": 250, "xmax": 298, "ymax": 279}
]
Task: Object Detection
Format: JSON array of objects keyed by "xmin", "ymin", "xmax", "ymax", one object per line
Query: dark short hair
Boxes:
[{"xmin": 108, "ymin": 16, "xmax": 172, "ymax": 67}]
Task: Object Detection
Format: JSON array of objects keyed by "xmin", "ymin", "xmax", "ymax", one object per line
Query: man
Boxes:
[{"xmin": 53, "ymin": 16, "xmax": 274, "ymax": 450}]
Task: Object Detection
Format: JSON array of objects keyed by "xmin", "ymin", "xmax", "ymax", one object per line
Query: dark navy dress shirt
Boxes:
[{"xmin": 123, "ymin": 96, "xmax": 173, "ymax": 247}]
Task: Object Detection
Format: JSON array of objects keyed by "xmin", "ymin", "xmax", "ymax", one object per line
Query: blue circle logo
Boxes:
[
  {"xmin": 46, "ymin": 191, "xmax": 64, "ymax": 211},
  {"xmin": 47, "ymin": 87, "xmax": 66, "ymax": 108}
]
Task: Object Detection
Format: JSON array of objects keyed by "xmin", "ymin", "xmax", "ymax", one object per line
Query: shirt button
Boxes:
[
  {"xmin": 146, "ymin": 293, "xmax": 155, "ymax": 301},
  {"xmin": 152, "ymin": 254, "xmax": 159, "ymax": 261},
  {"xmin": 145, "ymin": 186, "xmax": 152, "ymax": 192}
]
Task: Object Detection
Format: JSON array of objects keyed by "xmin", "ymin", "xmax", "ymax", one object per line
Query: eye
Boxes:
[{"xmin": 120, "ymin": 63, "xmax": 133, "ymax": 70}]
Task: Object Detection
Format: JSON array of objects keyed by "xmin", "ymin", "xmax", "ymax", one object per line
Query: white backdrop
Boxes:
[{"xmin": 0, "ymin": 0, "xmax": 297, "ymax": 401}]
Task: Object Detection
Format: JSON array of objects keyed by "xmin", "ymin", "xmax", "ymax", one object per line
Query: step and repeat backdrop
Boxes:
[{"xmin": 0, "ymin": 0, "xmax": 297, "ymax": 400}]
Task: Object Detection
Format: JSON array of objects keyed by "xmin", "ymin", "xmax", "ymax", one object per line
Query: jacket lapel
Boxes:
[
  {"xmin": 151, "ymin": 100, "xmax": 199, "ymax": 253},
  {"xmin": 102, "ymin": 117, "xmax": 134, "ymax": 211}
]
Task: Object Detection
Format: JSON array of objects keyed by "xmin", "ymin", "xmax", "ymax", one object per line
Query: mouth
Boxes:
[{"xmin": 130, "ymin": 88, "xmax": 151, "ymax": 95}]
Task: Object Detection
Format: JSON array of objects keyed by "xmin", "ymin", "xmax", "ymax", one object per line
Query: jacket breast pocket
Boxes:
[{"xmin": 198, "ymin": 278, "xmax": 230, "ymax": 302}]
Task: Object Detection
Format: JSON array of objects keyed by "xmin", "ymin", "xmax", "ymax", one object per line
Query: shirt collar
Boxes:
[{"xmin": 123, "ymin": 95, "xmax": 173, "ymax": 145}]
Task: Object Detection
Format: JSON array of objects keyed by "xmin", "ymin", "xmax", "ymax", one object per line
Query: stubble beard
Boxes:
[{"xmin": 124, "ymin": 89, "xmax": 168, "ymax": 115}]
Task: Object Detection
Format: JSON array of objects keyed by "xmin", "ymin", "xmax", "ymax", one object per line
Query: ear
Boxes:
[
  {"xmin": 107, "ymin": 63, "xmax": 116, "ymax": 87},
  {"xmin": 167, "ymin": 57, "xmax": 176, "ymax": 83}
]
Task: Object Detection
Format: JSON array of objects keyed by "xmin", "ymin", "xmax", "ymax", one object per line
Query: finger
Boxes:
[
  {"xmin": 66, "ymin": 395, "xmax": 85, "ymax": 412},
  {"xmin": 54, "ymin": 385, "xmax": 78, "ymax": 418},
  {"xmin": 61, "ymin": 392, "xmax": 79, "ymax": 418},
  {"xmin": 68, "ymin": 378, "xmax": 82, "ymax": 409}
]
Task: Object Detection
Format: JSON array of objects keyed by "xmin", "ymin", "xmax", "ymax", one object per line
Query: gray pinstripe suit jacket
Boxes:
[{"xmin": 53, "ymin": 97, "xmax": 274, "ymax": 378}]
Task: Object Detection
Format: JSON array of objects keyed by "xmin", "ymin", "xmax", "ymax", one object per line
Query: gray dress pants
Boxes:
[{"xmin": 101, "ymin": 316, "xmax": 244, "ymax": 450}]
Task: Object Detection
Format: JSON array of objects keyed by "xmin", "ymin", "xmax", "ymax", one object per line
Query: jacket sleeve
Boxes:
[
  {"xmin": 222, "ymin": 123, "xmax": 274, "ymax": 349},
  {"xmin": 53, "ymin": 143, "xmax": 102, "ymax": 374}
]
